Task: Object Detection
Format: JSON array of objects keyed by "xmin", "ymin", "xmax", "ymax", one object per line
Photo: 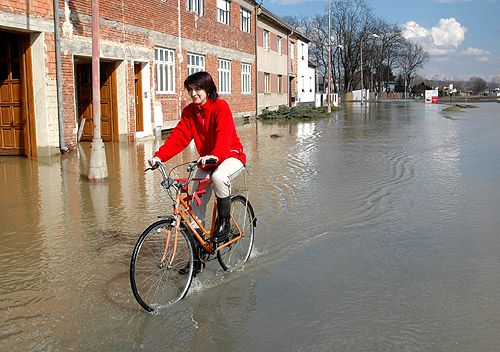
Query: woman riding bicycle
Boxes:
[{"xmin": 148, "ymin": 71, "xmax": 246, "ymax": 244}]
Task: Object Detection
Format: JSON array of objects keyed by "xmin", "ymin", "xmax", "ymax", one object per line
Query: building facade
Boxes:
[
  {"xmin": 292, "ymin": 34, "xmax": 314, "ymax": 106},
  {"xmin": 256, "ymin": 7, "xmax": 289, "ymax": 114},
  {"xmin": 0, "ymin": 0, "xmax": 256, "ymax": 157},
  {"xmin": 256, "ymin": 10, "xmax": 313, "ymax": 114}
]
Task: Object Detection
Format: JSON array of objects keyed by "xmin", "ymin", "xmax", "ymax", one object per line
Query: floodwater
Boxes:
[{"xmin": 1, "ymin": 101, "xmax": 500, "ymax": 351}]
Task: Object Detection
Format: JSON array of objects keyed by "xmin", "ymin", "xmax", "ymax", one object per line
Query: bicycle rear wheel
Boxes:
[
  {"xmin": 217, "ymin": 195, "xmax": 255, "ymax": 271},
  {"xmin": 130, "ymin": 219, "xmax": 195, "ymax": 312}
]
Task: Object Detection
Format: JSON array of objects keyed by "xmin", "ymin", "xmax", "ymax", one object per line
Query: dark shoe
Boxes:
[
  {"xmin": 212, "ymin": 196, "xmax": 231, "ymax": 243},
  {"xmin": 179, "ymin": 260, "xmax": 203, "ymax": 276},
  {"xmin": 212, "ymin": 218, "xmax": 230, "ymax": 243}
]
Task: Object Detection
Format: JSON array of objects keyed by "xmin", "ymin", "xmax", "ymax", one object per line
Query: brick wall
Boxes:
[{"xmin": 0, "ymin": 1, "xmax": 53, "ymax": 18}]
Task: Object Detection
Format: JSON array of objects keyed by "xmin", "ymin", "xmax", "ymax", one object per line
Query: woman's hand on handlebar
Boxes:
[
  {"xmin": 198, "ymin": 155, "xmax": 218, "ymax": 167},
  {"xmin": 148, "ymin": 156, "xmax": 162, "ymax": 168}
]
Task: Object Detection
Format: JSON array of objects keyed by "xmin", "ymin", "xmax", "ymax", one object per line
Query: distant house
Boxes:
[
  {"xmin": 293, "ymin": 37, "xmax": 315, "ymax": 106},
  {"xmin": 256, "ymin": 7, "xmax": 313, "ymax": 113},
  {"xmin": 256, "ymin": 7, "xmax": 290, "ymax": 113}
]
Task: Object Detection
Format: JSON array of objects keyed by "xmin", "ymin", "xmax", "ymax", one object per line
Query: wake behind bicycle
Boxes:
[{"xmin": 130, "ymin": 160, "xmax": 256, "ymax": 312}]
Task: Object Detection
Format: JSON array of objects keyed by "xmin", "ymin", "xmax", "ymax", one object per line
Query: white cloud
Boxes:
[
  {"xmin": 461, "ymin": 47, "xmax": 491, "ymax": 56},
  {"xmin": 402, "ymin": 18, "xmax": 467, "ymax": 55},
  {"xmin": 476, "ymin": 56, "xmax": 489, "ymax": 62},
  {"xmin": 431, "ymin": 18, "xmax": 466, "ymax": 47}
]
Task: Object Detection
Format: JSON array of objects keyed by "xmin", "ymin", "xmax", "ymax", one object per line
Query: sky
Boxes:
[{"xmin": 262, "ymin": 0, "xmax": 500, "ymax": 83}]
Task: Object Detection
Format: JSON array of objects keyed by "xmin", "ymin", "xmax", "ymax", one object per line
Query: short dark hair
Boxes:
[{"xmin": 184, "ymin": 71, "xmax": 219, "ymax": 101}]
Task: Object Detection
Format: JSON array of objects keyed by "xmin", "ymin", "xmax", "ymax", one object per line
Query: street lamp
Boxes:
[
  {"xmin": 360, "ymin": 33, "xmax": 380, "ymax": 105},
  {"xmin": 327, "ymin": 0, "xmax": 332, "ymax": 112}
]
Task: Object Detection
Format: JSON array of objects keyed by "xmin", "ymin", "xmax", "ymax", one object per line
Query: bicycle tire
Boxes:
[
  {"xmin": 217, "ymin": 195, "xmax": 255, "ymax": 271},
  {"xmin": 130, "ymin": 219, "xmax": 195, "ymax": 312}
]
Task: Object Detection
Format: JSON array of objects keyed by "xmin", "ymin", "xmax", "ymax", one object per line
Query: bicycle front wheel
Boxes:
[
  {"xmin": 130, "ymin": 219, "xmax": 195, "ymax": 312},
  {"xmin": 217, "ymin": 195, "xmax": 255, "ymax": 271}
]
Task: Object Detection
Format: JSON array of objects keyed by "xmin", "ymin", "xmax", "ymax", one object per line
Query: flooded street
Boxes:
[{"xmin": 2, "ymin": 101, "xmax": 500, "ymax": 351}]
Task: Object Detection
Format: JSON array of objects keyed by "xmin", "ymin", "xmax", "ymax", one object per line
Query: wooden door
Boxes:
[
  {"xmin": 0, "ymin": 32, "xmax": 27, "ymax": 155},
  {"xmin": 134, "ymin": 64, "xmax": 144, "ymax": 132},
  {"xmin": 76, "ymin": 62, "xmax": 116, "ymax": 142}
]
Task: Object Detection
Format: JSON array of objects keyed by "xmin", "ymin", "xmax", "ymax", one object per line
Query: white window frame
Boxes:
[
  {"xmin": 187, "ymin": 0, "xmax": 203, "ymax": 15},
  {"xmin": 241, "ymin": 63, "xmax": 251, "ymax": 94},
  {"xmin": 240, "ymin": 7, "xmax": 251, "ymax": 33},
  {"xmin": 218, "ymin": 58, "xmax": 231, "ymax": 94},
  {"xmin": 277, "ymin": 36, "xmax": 282, "ymax": 55},
  {"xmin": 187, "ymin": 53, "xmax": 205, "ymax": 75},
  {"xmin": 155, "ymin": 47, "xmax": 175, "ymax": 94},
  {"xmin": 217, "ymin": 0, "xmax": 230, "ymax": 25},
  {"xmin": 264, "ymin": 72, "xmax": 270, "ymax": 93},
  {"xmin": 263, "ymin": 30, "xmax": 269, "ymax": 51},
  {"xmin": 290, "ymin": 42, "xmax": 295, "ymax": 60}
]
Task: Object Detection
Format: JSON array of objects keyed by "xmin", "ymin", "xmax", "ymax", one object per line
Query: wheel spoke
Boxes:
[
  {"xmin": 217, "ymin": 196, "xmax": 254, "ymax": 271},
  {"xmin": 131, "ymin": 220, "xmax": 195, "ymax": 311}
]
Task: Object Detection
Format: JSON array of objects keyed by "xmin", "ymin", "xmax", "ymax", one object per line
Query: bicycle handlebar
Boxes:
[{"xmin": 145, "ymin": 160, "xmax": 201, "ymax": 191}]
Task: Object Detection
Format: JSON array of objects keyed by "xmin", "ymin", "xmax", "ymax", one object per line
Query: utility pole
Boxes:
[
  {"xmin": 327, "ymin": 0, "xmax": 332, "ymax": 113},
  {"xmin": 88, "ymin": 0, "xmax": 108, "ymax": 181},
  {"xmin": 360, "ymin": 35, "xmax": 364, "ymax": 105}
]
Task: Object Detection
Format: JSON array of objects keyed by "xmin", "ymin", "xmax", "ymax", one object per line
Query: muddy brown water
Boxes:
[{"xmin": 1, "ymin": 101, "xmax": 500, "ymax": 351}]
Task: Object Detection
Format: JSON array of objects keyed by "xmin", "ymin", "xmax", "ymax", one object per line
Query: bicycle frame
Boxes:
[{"xmin": 155, "ymin": 162, "xmax": 245, "ymax": 268}]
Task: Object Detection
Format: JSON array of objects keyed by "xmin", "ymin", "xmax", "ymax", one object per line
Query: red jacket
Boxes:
[{"xmin": 154, "ymin": 98, "xmax": 246, "ymax": 165}]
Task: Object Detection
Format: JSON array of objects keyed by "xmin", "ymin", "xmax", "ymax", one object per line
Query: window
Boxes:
[
  {"xmin": 187, "ymin": 53, "xmax": 205, "ymax": 75},
  {"xmin": 301, "ymin": 43, "xmax": 305, "ymax": 59},
  {"xmin": 264, "ymin": 72, "xmax": 270, "ymax": 93},
  {"xmin": 241, "ymin": 63, "xmax": 251, "ymax": 94},
  {"xmin": 155, "ymin": 47, "xmax": 175, "ymax": 93},
  {"xmin": 277, "ymin": 36, "xmax": 282, "ymax": 55},
  {"xmin": 187, "ymin": 0, "xmax": 203, "ymax": 15},
  {"xmin": 301, "ymin": 75, "xmax": 305, "ymax": 92},
  {"xmin": 278, "ymin": 74, "xmax": 283, "ymax": 93},
  {"xmin": 263, "ymin": 30, "xmax": 269, "ymax": 51},
  {"xmin": 290, "ymin": 42, "xmax": 295, "ymax": 60},
  {"xmin": 240, "ymin": 7, "xmax": 251, "ymax": 33},
  {"xmin": 217, "ymin": 0, "xmax": 230, "ymax": 25},
  {"xmin": 218, "ymin": 58, "xmax": 231, "ymax": 94}
]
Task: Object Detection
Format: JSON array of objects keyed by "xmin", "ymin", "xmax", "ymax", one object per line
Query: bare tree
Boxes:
[
  {"xmin": 469, "ymin": 76, "xmax": 488, "ymax": 94},
  {"xmin": 397, "ymin": 40, "xmax": 429, "ymax": 97},
  {"xmin": 281, "ymin": 0, "xmax": 430, "ymax": 97},
  {"xmin": 368, "ymin": 20, "xmax": 404, "ymax": 94},
  {"xmin": 332, "ymin": 0, "xmax": 374, "ymax": 92}
]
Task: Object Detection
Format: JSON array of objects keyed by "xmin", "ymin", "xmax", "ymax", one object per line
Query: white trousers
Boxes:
[{"xmin": 191, "ymin": 157, "xmax": 245, "ymax": 223}]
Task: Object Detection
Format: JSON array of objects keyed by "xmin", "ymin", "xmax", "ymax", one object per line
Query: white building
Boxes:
[{"xmin": 294, "ymin": 37, "xmax": 315, "ymax": 105}]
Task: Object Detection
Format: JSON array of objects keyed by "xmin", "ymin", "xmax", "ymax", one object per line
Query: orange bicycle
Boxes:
[{"xmin": 130, "ymin": 160, "xmax": 256, "ymax": 312}]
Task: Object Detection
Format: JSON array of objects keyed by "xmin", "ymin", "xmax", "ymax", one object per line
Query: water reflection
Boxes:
[{"xmin": 1, "ymin": 102, "xmax": 500, "ymax": 351}]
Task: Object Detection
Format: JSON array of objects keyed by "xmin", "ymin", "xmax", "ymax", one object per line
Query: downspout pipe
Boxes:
[
  {"xmin": 53, "ymin": 0, "xmax": 69, "ymax": 153},
  {"xmin": 255, "ymin": 3, "xmax": 260, "ymax": 118}
]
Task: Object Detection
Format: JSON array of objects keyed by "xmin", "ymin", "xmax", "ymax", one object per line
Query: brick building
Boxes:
[{"xmin": 0, "ymin": 0, "xmax": 256, "ymax": 157}]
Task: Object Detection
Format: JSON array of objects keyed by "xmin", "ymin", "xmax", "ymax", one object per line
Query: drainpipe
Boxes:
[
  {"xmin": 255, "ymin": 3, "xmax": 260, "ymax": 117},
  {"xmin": 53, "ymin": 0, "xmax": 69, "ymax": 153},
  {"xmin": 288, "ymin": 30, "xmax": 293, "ymax": 107}
]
